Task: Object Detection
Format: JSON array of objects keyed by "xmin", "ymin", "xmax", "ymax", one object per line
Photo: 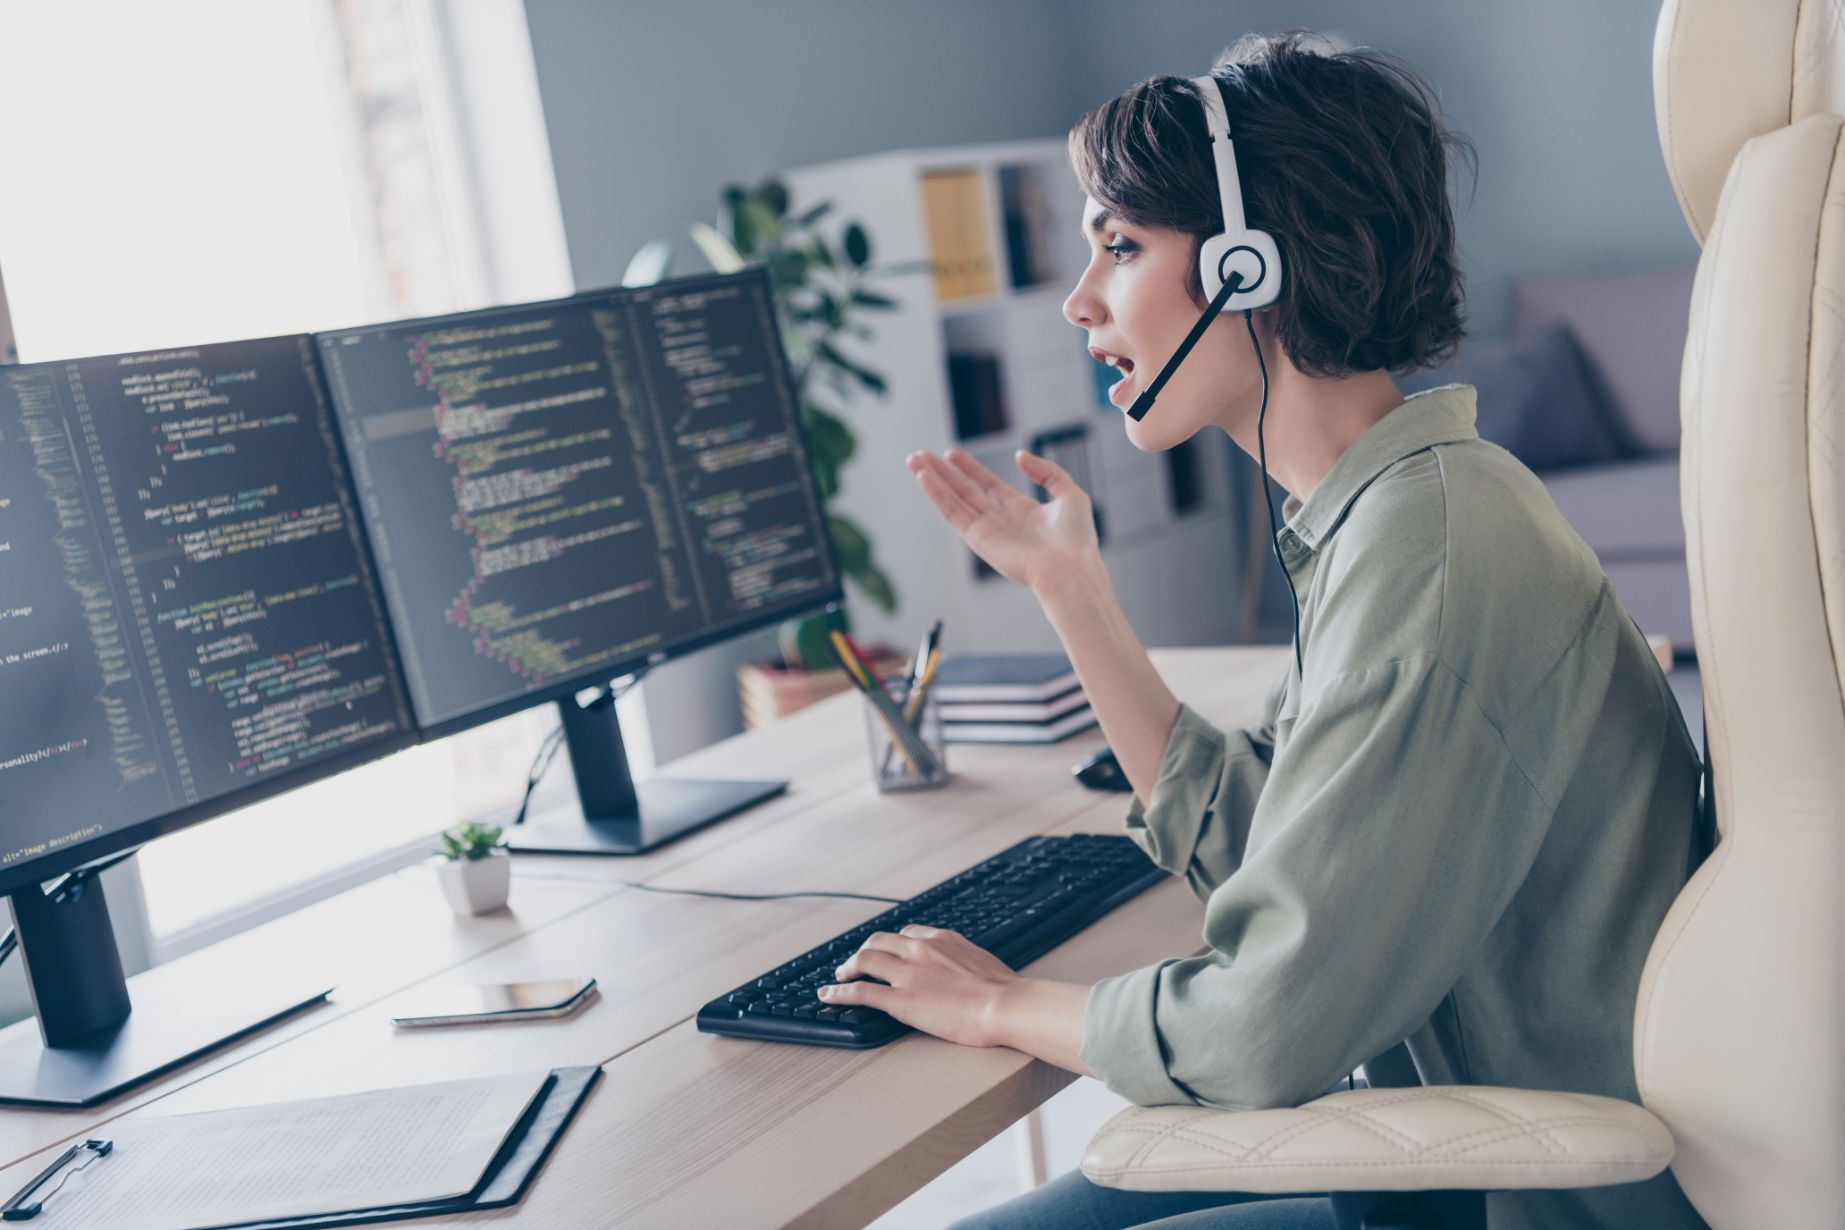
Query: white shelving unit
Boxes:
[{"xmin": 781, "ymin": 139, "xmax": 1241, "ymax": 658}]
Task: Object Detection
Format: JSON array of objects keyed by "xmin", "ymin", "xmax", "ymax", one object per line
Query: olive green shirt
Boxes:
[{"xmin": 1081, "ymin": 385, "xmax": 1706, "ymax": 1230}]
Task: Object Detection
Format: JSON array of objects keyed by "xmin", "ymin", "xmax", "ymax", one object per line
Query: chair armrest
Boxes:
[{"xmin": 1082, "ymin": 1085, "xmax": 1673, "ymax": 1194}]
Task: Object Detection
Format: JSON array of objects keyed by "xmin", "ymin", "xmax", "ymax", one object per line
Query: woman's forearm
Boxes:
[
  {"xmin": 1035, "ymin": 561, "xmax": 1182, "ymax": 805},
  {"xmin": 991, "ymin": 978, "xmax": 1095, "ymax": 1074}
]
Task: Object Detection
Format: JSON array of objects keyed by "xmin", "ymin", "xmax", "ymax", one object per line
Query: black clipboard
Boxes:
[{"xmin": 208, "ymin": 1065, "xmax": 601, "ymax": 1230}]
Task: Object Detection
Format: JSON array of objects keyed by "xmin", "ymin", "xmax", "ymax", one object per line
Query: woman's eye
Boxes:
[{"xmin": 1103, "ymin": 241, "xmax": 1136, "ymax": 264}]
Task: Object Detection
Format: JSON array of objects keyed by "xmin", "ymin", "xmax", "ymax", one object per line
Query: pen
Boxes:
[
  {"xmin": 3, "ymin": 1139, "xmax": 112, "ymax": 1221},
  {"xmin": 828, "ymin": 641, "xmax": 939, "ymax": 778},
  {"xmin": 879, "ymin": 643, "xmax": 942, "ymax": 778}
]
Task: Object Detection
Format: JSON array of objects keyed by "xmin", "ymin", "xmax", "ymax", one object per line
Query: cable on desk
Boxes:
[{"xmin": 613, "ymin": 880, "xmax": 902, "ymax": 906}]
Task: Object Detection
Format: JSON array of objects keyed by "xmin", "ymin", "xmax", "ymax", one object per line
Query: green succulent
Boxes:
[
  {"xmin": 438, "ymin": 820, "xmax": 504, "ymax": 862},
  {"xmin": 633, "ymin": 177, "xmax": 921, "ymax": 669}
]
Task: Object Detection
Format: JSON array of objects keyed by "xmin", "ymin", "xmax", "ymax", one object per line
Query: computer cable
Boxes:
[
  {"xmin": 611, "ymin": 882, "xmax": 902, "ymax": 906},
  {"xmin": 510, "ymin": 668, "xmax": 652, "ymax": 829},
  {"xmin": 0, "ymin": 849, "xmax": 139, "ymax": 972}
]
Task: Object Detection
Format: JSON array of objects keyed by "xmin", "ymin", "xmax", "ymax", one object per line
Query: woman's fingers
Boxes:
[
  {"xmin": 911, "ymin": 465, "xmax": 979, "ymax": 532},
  {"xmin": 945, "ymin": 449, "xmax": 1024, "ymax": 504},
  {"xmin": 819, "ymin": 979, "xmax": 893, "ymax": 1012},
  {"xmin": 1016, "ymin": 450, "xmax": 1087, "ymax": 502},
  {"xmin": 917, "ymin": 450, "xmax": 993, "ymax": 511}
]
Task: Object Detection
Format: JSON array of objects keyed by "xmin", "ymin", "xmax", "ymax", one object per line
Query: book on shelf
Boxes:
[
  {"xmin": 932, "ymin": 653, "xmax": 1080, "ymax": 704},
  {"xmin": 947, "ymin": 351, "xmax": 1008, "ymax": 439},
  {"xmin": 936, "ymin": 683, "xmax": 1088, "ymax": 724},
  {"xmin": 920, "ymin": 168, "xmax": 997, "ymax": 301},
  {"xmin": 998, "ymin": 163, "xmax": 1059, "ymax": 290},
  {"xmin": 943, "ymin": 704, "xmax": 1098, "ymax": 744}
]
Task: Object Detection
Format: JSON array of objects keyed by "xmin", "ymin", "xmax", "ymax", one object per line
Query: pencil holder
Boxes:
[{"xmin": 863, "ymin": 677, "xmax": 949, "ymax": 792}]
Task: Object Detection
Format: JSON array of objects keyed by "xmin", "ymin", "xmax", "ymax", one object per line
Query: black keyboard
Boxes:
[{"xmin": 695, "ymin": 833, "xmax": 1165, "ymax": 1048}]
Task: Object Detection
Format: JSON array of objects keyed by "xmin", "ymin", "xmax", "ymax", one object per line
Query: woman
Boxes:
[{"xmin": 817, "ymin": 32, "xmax": 1706, "ymax": 1230}]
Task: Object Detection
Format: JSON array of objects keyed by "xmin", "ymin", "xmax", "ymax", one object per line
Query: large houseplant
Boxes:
[{"xmin": 637, "ymin": 178, "xmax": 914, "ymax": 718}]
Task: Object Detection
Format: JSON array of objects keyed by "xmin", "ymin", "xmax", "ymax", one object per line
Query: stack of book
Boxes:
[{"xmin": 934, "ymin": 653, "xmax": 1096, "ymax": 744}]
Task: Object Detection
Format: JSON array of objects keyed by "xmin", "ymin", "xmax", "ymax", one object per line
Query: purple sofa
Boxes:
[{"xmin": 1509, "ymin": 267, "xmax": 1697, "ymax": 653}]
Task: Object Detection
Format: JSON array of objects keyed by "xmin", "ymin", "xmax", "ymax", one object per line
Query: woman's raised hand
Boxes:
[{"xmin": 904, "ymin": 448, "xmax": 1099, "ymax": 594}]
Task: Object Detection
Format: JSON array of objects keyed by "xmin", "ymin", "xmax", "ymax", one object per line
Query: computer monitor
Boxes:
[
  {"xmin": 0, "ymin": 334, "xmax": 413, "ymax": 1106},
  {"xmin": 316, "ymin": 267, "xmax": 843, "ymax": 853}
]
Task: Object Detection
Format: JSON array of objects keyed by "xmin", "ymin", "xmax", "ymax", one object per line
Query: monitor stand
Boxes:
[
  {"xmin": 504, "ymin": 692, "xmax": 786, "ymax": 857},
  {"xmin": 0, "ymin": 871, "xmax": 330, "ymax": 1108}
]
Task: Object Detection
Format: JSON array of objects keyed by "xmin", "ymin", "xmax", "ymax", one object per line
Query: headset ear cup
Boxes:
[{"xmin": 1198, "ymin": 231, "xmax": 1283, "ymax": 314}]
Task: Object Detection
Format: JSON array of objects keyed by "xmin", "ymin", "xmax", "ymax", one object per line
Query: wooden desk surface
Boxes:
[{"xmin": 0, "ymin": 646, "xmax": 1287, "ymax": 1228}]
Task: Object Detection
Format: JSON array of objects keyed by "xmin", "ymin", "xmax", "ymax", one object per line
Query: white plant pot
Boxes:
[{"xmin": 432, "ymin": 849, "xmax": 512, "ymax": 916}]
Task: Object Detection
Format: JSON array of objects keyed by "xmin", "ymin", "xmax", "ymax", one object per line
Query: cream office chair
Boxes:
[{"xmin": 1081, "ymin": 2, "xmax": 1845, "ymax": 1226}]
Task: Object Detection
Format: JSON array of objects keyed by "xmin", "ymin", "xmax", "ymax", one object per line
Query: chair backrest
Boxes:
[{"xmin": 1637, "ymin": 2, "xmax": 1845, "ymax": 1225}]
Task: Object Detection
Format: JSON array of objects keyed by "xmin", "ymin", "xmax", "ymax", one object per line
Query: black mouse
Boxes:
[{"xmin": 1073, "ymin": 745, "xmax": 1131, "ymax": 792}]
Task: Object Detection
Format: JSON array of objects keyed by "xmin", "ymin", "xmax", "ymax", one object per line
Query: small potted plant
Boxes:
[{"xmin": 431, "ymin": 821, "xmax": 511, "ymax": 916}]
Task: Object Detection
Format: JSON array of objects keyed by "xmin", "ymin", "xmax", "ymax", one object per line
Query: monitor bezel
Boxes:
[{"xmin": 0, "ymin": 333, "xmax": 420, "ymax": 899}]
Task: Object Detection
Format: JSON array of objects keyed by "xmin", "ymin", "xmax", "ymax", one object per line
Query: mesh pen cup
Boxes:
[{"xmin": 862, "ymin": 677, "xmax": 949, "ymax": 792}]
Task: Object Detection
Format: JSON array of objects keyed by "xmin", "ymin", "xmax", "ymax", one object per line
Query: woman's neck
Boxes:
[{"xmin": 1222, "ymin": 360, "xmax": 1405, "ymax": 505}]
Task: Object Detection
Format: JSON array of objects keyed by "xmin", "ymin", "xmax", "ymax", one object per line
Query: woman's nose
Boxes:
[{"xmin": 1063, "ymin": 278, "xmax": 1102, "ymax": 329}]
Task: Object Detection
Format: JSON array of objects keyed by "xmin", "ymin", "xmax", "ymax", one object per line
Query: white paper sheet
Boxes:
[{"xmin": 35, "ymin": 1069, "xmax": 549, "ymax": 1230}]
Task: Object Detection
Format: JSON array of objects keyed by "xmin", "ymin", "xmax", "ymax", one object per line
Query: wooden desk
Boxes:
[{"xmin": 0, "ymin": 646, "xmax": 1287, "ymax": 1228}]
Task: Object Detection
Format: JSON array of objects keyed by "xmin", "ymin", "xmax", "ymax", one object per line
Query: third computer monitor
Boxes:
[{"xmin": 317, "ymin": 268, "xmax": 843, "ymax": 735}]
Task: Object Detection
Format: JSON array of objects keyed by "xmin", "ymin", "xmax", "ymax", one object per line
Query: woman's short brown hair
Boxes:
[{"xmin": 1068, "ymin": 30, "xmax": 1475, "ymax": 378}]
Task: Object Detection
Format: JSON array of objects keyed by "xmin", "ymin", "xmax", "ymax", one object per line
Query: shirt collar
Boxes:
[{"xmin": 1279, "ymin": 383, "xmax": 1479, "ymax": 552}]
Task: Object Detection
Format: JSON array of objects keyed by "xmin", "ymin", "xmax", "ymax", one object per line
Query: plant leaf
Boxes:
[
  {"xmin": 827, "ymin": 513, "xmax": 871, "ymax": 572},
  {"xmin": 688, "ymin": 221, "xmax": 744, "ymax": 273},
  {"xmin": 850, "ymin": 288, "xmax": 897, "ymax": 310},
  {"xmin": 843, "ymin": 223, "xmax": 871, "ymax": 267},
  {"xmin": 793, "ymin": 200, "xmax": 833, "ymax": 229},
  {"xmin": 758, "ymin": 178, "xmax": 790, "ymax": 218},
  {"xmin": 851, "ymin": 561, "xmax": 899, "ymax": 613}
]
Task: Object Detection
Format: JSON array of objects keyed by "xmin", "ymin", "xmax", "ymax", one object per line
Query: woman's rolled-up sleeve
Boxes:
[{"xmin": 1124, "ymin": 666, "xmax": 1285, "ymax": 901}]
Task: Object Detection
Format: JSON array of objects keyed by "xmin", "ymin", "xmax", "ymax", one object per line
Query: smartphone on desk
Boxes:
[{"xmin": 389, "ymin": 977, "xmax": 597, "ymax": 1028}]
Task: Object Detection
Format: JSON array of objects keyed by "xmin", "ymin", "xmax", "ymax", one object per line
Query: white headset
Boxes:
[
  {"xmin": 1125, "ymin": 74, "xmax": 1283, "ymax": 421},
  {"xmin": 1192, "ymin": 73, "xmax": 1282, "ymax": 313}
]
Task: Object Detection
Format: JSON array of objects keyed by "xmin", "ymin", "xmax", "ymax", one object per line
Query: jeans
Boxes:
[{"xmin": 945, "ymin": 1168, "xmax": 1337, "ymax": 1230}]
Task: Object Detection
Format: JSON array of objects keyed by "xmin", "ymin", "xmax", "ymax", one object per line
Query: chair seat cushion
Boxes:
[{"xmin": 1082, "ymin": 1085, "xmax": 1674, "ymax": 1194}]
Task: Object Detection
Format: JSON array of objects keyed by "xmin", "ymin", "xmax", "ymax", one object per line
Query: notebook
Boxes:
[
  {"xmin": 942, "ymin": 705, "xmax": 1098, "ymax": 744},
  {"xmin": 935, "ymin": 683, "xmax": 1088, "ymax": 724},
  {"xmin": 31, "ymin": 1070, "xmax": 556, "ymax": 1229},
  {"xmin": 932, "ymin": 653, "xmax": 1080, "ymax": 704}
]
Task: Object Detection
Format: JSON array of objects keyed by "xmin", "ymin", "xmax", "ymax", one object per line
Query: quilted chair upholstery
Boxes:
[{"xmin": 1082, "ymin": 2, "xmax": 1845, "ymax": 1226}]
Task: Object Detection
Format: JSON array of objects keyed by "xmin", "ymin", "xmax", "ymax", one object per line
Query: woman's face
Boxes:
[{"xmin": 1063, "ymin": 196, "xmax": 1263, "ymax": 452}]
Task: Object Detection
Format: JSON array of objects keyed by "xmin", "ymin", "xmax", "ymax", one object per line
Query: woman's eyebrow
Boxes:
[{"xmin": 1085, "ymin": 208, "xmax": 1119, "ymax": 236}]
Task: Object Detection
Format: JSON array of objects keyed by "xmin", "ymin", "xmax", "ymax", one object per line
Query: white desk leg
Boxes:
[{"xmin": 1012, "ymin": 1108, "xmax": 1048, "ymax": 1190}]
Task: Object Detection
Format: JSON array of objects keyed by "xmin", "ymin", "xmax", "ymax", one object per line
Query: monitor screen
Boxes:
[
  {"xmin": 0, "ymin": 336, "xmax": 412, "ymax": 883},
  {"xmin": 317, "ymin": 269, "xmax": 841, "ymax": 732}
]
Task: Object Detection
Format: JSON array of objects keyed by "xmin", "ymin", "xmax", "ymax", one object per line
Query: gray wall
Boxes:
[{"xmin": 523, "ymin": 0, "xmax": 1699, "ymax": 759}]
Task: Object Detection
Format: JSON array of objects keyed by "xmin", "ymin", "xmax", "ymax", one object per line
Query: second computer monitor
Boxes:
[{"xmin": 318, "ymin": 268, "xmax": 842, "ymax": 733}]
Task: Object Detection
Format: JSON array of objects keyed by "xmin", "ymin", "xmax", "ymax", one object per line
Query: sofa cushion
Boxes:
[
  {"xmin": 1510, "ymin": 267, "xmax": 1697, "ymax": 454},
  {"xmin": 1542, "ymin": 456, "xmax": 1684, "ymax": 557},
  {"xmin": 1408, "ymin": 324, "xmax": 1627, "ymax": 472}
]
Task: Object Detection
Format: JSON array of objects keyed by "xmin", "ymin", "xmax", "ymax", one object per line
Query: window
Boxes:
[{"xmin": 0, "ymin": 0, "xmax": 583, "ymax": 953}]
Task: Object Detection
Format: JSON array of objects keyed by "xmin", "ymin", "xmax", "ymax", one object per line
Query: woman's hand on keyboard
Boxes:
[{"xmin": 823, "ymin": 924, "xmax": 1021, "ymax": 1048}]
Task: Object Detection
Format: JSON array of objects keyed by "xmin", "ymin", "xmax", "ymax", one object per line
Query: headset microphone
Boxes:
[{"xmin": 1126, "ymin": 270, "xmax": 1243, "ymax": 421}]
